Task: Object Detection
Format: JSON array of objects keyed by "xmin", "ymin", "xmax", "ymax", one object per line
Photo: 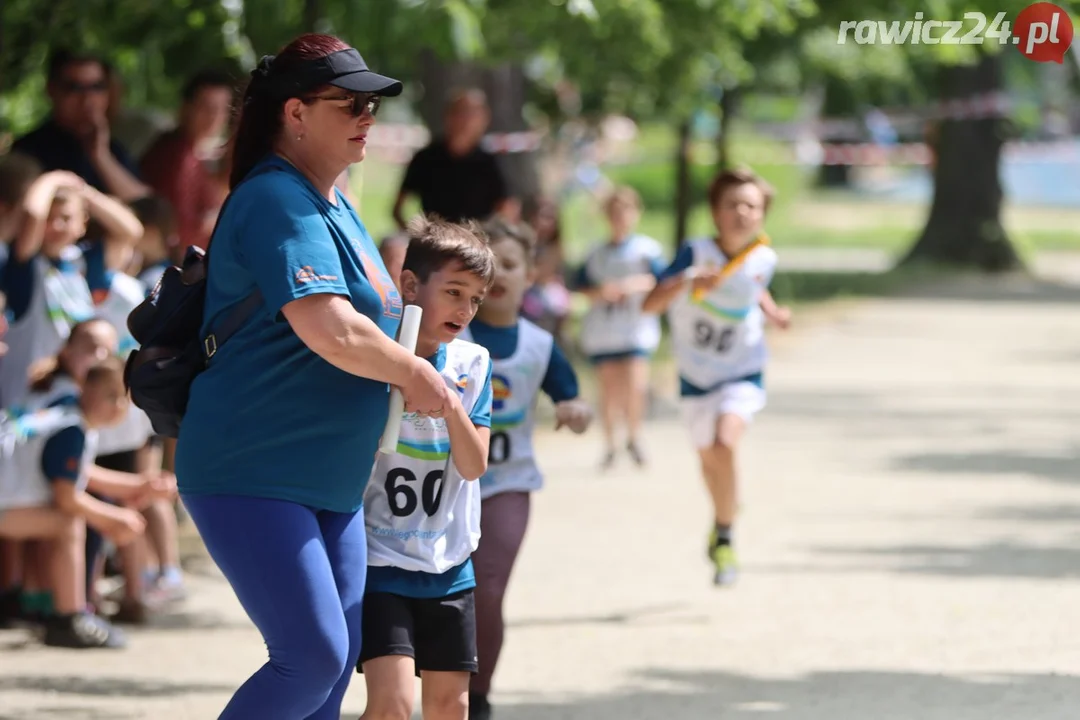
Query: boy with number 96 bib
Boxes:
[
  {"xmin": 643, "ymin": 168, "xmax": 792, "ymax": 587},
  {"xmin": 358, "ymin": 217, "xmax": 496, "ymax": 720}
]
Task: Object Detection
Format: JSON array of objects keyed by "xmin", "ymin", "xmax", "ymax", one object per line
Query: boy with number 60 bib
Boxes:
[
  {"xmin": 644, "ymin": 168, "xmax": 792, "ymax": 587},
  {"xmin": 358, "ymin": 216, "xmax": 495, "ymax": 720}
]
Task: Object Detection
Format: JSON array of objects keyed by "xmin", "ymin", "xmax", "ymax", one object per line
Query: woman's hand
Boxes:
[{"xmin": 401, "ymin": 356, "xmax": 454, "ymax": 417}]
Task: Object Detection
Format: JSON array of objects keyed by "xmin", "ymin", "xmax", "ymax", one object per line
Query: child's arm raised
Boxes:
[
  {"xmin": 445, "ymin": 361, "xmax": 494, "ymax": 480},
  {"xmin": 10, "ymin": 171, "xmax": 86, "ymax": 263},
  {"xmin": 82, "ymin": 186, "xmax": 144, "ymax": 266}
]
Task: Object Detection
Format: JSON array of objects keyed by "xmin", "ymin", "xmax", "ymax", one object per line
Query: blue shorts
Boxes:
[{"xmin": 588, "ymin": 349, "xmax": 650, "ymax": 365}]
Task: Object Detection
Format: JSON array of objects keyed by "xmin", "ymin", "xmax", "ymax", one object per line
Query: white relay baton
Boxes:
[{"xmin": 379, "ymin": 304, "xmax": 423, "ymax": 454}]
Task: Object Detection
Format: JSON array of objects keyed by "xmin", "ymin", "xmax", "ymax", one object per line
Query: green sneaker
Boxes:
[{"xmin": 711, "ymin": 544, "xmax": 738, "ymax": 586}]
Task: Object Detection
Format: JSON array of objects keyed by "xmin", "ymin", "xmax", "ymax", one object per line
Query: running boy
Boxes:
[
  {"xmin": 459, "ymin": 218, "xmax": 592, "ymax": 720},
  {"xmin": 643, "ymin": 168, "xmax": 791, "ymax": 587},
  {"xmin": 358, "ymin": 216, "xmax": 495, "ymax": 720}
]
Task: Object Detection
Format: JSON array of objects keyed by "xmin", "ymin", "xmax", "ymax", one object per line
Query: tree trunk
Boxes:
[
  {"xmin": 418, "ymin": 51, "xmax": 541, "ymax": 208},
  {"xmin": 899, "ymin": 52, "xmax": 1021, "ymax": 272},
  {"xmin": 674, "ymin": 117, "xmax": 693, "ymax": 248},
  {"xmin": 717, "ymin": 87, "xmax": 740, "ymax": 171},
  {"xmin": 303, "ymin": 0, "xmax": 321, "ymax": 31}
]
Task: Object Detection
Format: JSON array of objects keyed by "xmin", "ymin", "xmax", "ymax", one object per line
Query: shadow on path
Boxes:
[
  {"xmin": 810, "ymin": 539, "xmax": 1080, "ymax": 582},
  {"xmin": 0, "ymin": 709, "xmax": 137, "ymax": 720},
  {"xmin": 0, "ymin": 675, "xmax": 232, "ymax": 699},
  {"xmin": 891, "ymin": 447, "xmax": 1080, "ymax": 485},
  {"xmin": 508, "ymin": 603, "xmax": 708, "ymax": 630},
  {"xmin": 483, "ymin": 667, "xmax": 1080, "ymax": 720}
]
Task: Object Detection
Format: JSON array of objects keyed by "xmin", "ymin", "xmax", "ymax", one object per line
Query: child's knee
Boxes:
[
  {"xmin": 424, "ymin": 687, "xmax": 468, "ymax": 720},
  {"xmin": 699, "ymin": 441, "xmax": 734, "ymax": 472},
  {"xmin": 714, "ymin": 414, "xmax": 745, "ymax": 451},
  {"xmin": 364, "ymin": 694, "xmax": 414, "ymax": 720}
]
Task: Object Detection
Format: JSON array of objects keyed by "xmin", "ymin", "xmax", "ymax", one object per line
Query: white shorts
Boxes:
[{"xmin": 680, "ymin": 380, "xmax": 766, "ymax": 449}]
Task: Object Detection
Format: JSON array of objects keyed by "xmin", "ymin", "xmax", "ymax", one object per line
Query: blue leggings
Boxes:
[{"xmin": 181, "ymin": 494, "xmax": 367, "ymax": 720}]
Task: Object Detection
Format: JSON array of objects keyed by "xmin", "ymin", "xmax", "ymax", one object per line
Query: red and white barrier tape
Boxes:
[{"xmin": 926, "ymin": 91, "xmax": 1012, "ymax": 121}]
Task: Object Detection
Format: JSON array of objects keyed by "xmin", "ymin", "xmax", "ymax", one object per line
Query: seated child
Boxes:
[{"xmin": 0, "ymin": 356, "xmax": 144, "ymax": 648}]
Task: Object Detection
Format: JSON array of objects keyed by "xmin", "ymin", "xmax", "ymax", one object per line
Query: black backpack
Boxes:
[{"xmin": 124, "ymin": 168, "xmax": 275, "ymax": 438}]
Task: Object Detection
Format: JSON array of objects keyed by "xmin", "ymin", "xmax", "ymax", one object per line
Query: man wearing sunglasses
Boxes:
[{"xmin": 12, "ymin": 49, "xmax": 149, "ymax": 202}]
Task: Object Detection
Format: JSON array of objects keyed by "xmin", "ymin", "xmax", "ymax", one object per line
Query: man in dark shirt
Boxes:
[
  {"xmin": 393, "ymin": 89, "xmax": 511, "ymax": 228},
  {"xmin": 12, "ymin": 49, "xmax": 149, "ymax": 202}
]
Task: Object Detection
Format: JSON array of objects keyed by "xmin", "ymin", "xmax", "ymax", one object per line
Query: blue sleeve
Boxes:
[
  {"xmin": 648, "ymin": 255, "xmax": 668, "ymax": 277},
  {"xmin": 541, "ymin": 343, "xmax": 579, "ymax": 403},
  {"xmin": 468, "ymin": 361, "xmax": 493, "ymax": 428},
  {"xmin": 81, "ymin": 241, "xmax": 112, "ymax": 296},
  {"xmin": 0, "ymin": 256, "xmax": 37, "ymax": 321},
  {"xmin": 41, "ymin": 425, "xmax": 86, "ymax": 483},
  {"xmin": 655, "ymin": 243, "xmax": 694, "ymax": 282},
  {"xmin": 234, "ymin": 180, "xmax": 352, "ymax": 316}
]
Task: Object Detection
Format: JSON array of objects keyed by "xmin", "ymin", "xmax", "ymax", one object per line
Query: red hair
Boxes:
[{"xmin": 229, "ymin": 33, "xmax": 350, "ymax": 189}]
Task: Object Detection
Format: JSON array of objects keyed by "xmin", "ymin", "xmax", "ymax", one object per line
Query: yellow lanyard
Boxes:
[{"xmin": 691, "ymin": 234, "xmax": 770, "ymax": 302}]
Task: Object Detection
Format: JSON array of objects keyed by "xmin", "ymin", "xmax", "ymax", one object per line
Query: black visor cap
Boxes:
[{"xmin": 275, "ymin": 48, "xmax": 403, "ymax": 98}]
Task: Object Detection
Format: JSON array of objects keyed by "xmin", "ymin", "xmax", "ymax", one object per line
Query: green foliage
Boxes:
[{"xmin": 1, "ymin": 0, "xmax": 237, "ymax": 133}]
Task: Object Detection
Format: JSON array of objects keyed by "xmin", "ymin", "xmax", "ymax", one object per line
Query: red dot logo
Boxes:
[{"xmin": 1014, "ymin": 2, "xmax": 1074, "ymax": 63}]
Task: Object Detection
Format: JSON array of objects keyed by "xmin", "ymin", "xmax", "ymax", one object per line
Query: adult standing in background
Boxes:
[
  {"xmin": 392, "ymin": 89, "xmax": 512, "ymax": 228},
  {"xmin": 141, "ymin": 70, "xmax": 234, "ymax": 252},
  {"xmin": 173, "ymin": 33, "xmax": 453, "ymax": 719},
  {"xmin": 12, "ymin": 49, "xmax": 149, "ymax": 202}
]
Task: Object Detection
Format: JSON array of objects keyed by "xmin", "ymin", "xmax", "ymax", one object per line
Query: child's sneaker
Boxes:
[
  {"xmin": 44, "ymin": 612, "xmax": 127, "ymax": 649},
  {"xmin": 147, "ymin": 567, "xmax": 187, "ymax": 605},
  {"xmin": 711, "ymin": 544, "xmax": 738, "ymax": 587},
  {"xmin": 626, "ymin": 440, "xmax": 646, "ymax": 467}
]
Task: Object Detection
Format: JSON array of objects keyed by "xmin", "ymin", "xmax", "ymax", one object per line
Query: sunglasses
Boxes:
[{"xmin": 310, "ymin": 92, "xmax": 381, "ymax": 118}]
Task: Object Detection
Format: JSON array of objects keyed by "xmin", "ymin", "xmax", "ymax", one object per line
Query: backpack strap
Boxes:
[
  {"xmin": 200, "ymin": 162, "xmax": 281, "ymax": 361},
  {"xmin": 203, "ymin": 288, "xmax": 264, "ymax": 360}
]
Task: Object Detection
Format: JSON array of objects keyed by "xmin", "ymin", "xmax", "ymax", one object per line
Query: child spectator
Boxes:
[
  {"xmin": 0, "ymin": 172, "xmax": 140, "ymax": 409},
  {"xmin": 0, "ymin": 357, "xmax": 142, "ymax": 647},
  {"xmin": 520, "ymin": 196, "xmax": 571, "ymax": 346},
  {"xmin": 128, "ymin": 194, "xmax": 180, "ymax": 292}
]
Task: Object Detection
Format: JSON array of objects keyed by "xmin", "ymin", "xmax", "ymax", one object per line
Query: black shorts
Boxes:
[
  {"xmin": 94, "ymin": 449, "xmax": 140, "ymax": 473},
  {"xmin": 357, "ymin": 589, "xmax": 477, "ymax": 675}
]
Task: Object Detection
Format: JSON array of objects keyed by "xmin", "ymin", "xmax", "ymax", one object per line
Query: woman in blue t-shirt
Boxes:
[{"xmin": 174, "ymin": 33, "xmax": 454, "ymax": 720}]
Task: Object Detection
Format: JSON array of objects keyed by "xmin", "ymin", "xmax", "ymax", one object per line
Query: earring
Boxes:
[{"xmin": 296, "ymin": 134, "xmax": 304, "ymax": 141}]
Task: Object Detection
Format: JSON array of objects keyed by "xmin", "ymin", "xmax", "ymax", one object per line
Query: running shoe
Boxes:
[{"xmin": 711, "ymin": 544, "xmax": 738, "ymax": 587}]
